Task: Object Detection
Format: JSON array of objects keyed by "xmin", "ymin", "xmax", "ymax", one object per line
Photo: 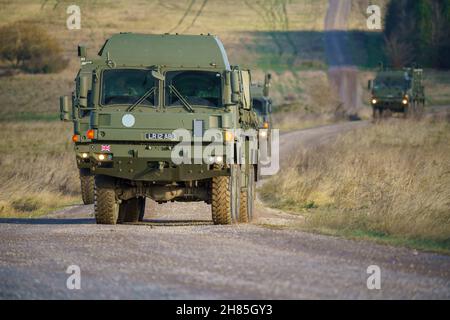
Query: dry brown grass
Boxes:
[
  {"xmin": 260, "ymin": 118, "xmax": 450, "ymax": 243},
  {"xmin": 266, "ymin": 70, "xmax": 343, "ymax": 131},
  {"xmin": 0, "ymin": 121, "xmax": 80, "ymax": 217}
]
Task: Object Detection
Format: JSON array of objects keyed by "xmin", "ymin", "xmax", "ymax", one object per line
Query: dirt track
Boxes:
[
  {"xmin": 1, "ymin": 121, "xmax": 449, "ymax": 300},
  {"xmin": 325, "ymin": 0, "xmax": 361, "ymax": 115}
]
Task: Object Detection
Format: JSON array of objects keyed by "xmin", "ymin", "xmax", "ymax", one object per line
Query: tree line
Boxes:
[{"xmin": 384, "ymin": 0, "xmax": 450, "ymax": 69}]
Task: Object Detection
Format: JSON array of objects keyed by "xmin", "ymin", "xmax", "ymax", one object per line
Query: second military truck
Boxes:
[
  {"xmin": 60, "ymin": 33, "xmax": 261, "ymax": 225},
  {"xmin": 369, "ymin": 67, "xmax": 425, "ymax": 118}
]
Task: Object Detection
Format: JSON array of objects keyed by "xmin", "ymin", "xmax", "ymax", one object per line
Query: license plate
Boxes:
[{"xmin": 145, "ymin": 133, "xmax": 176, "ymax": 140}]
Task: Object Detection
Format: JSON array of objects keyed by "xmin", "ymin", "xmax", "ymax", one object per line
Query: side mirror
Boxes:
[
  {"xmin": 230, "ymin": 70, "xmax": 240, "ymax": 103},
  {"xmin": 263, "ymin": 73, "xmax": 272, "ymax": 97},
  {"xmin": 78, "ymin": 45, "xmax": 87, "ymax": 59},
  {"xmin": 230, "ymin": 70, "xmax": 240, "ymax": 93},
  {"xmin": 79, "ymin": 76, "xmax": 89, "ymax": 108},
  {"xmin": 224, "ymin": 71, "xmax": 232, "ymax": 105},
  {"xmin": 368, "ymin": 80, "xmax": 373, "ymax": 91},
  {"xmin": 60, "ymin": 96, "xmax": 71, "ymax": 122}
]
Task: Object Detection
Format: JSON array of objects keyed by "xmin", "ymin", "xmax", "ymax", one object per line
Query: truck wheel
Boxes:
[
  {"xmin": 211, "ymin": 164, "xmax": 240, "ymax": 225},
  {"xmin": 412, "ymin": 101, "xmax": 418, "ymax": 116},
  {"xmin": 416, "ymin": 100, "xmax": 425, "ymax": 117},
  {"xmin": 372, "ymin": 107, "xmax": 381, "ymax": 121},
  {"xmin": 80, "ymin": 169, "xmax": 94, "ymax": 205},
  {"xmin": 239, "ymin": 165, "xmax": 255, "ymax": 223},
  {"xmin": 118, "ymin": 197, "xmax": 146, "ymax": 223},
  {"xmin": 138, "ymin": 197, "xmax": 146, "ymax": 222},
  {"xmin": 94, "ymin": 175, "xmax": 119, "ymax": 225},
  {"xmin": 404, "ymin": 105, "xmax": 410, "ymax": 118}
]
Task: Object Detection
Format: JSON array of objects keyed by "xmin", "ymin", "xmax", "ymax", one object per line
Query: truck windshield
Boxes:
[
  {"xmin": 102, "ymin": 69, "xmax": 156, "ymax": 106},
  {"xmin": 165, "ymin": 71, "xmax": 222, "ymax": 108},
  {"xmin": 374, "ymin": 77, "xmax": 406, "ymax": 90},
  {"xmin": 252, "ymin": 99, "xmax": 265, "ymax": 115}
]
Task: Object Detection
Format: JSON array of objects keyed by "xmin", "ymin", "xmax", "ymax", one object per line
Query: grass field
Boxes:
[
  {"xmin": 0, "ymin": 122, "xmax": 79, "ymax": 217},
  {"xmin": 259, "ymin": 117, "xmax": 450, "ymax": 253}
]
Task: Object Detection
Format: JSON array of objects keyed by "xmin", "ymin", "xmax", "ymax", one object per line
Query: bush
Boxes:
[{"xmin": 0, "ymin": 22, "xmax": 68, "ymax": 74}]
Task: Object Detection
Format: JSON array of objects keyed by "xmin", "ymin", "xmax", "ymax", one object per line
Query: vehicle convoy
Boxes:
[
  {"xmin": 368, "ymin": 67, "xmax": 425, "ymax": 118},
  {"xmin": 60, "ymin": 33, "xmax": 261, "ymax": 225}
]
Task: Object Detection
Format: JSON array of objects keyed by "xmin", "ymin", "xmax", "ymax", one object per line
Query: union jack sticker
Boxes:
[{"xmin": 101, "ymin": 145, "xmax": 111, "ymax": 152}]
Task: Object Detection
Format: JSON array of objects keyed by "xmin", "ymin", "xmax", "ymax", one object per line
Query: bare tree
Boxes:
[
  {"xmin": 244, "ymin": 0, "xmax": 297, "ymax": 57},
  {"xmin": 384, "ymin": 34, "xmax": 415, "ymax": 68}
]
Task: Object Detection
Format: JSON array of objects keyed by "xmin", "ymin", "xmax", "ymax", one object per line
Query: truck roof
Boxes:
[{"xmin": 97, "ymin": 33, "xmax": 230, "ymax": 70}]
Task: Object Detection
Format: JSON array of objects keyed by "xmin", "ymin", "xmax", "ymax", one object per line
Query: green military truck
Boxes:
[
  {"xmin": 61, "ymin": 47, "xmax": 96, "ymax": 205},
  {"xmin": 60, "ymin": 33, "xmax": 260, "ymax": 225},
  {"xmin": 368, "ymin": 68, "xmax": 425, "ymax": 118}
]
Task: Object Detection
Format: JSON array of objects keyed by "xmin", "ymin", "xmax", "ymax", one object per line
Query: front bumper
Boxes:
[
  {"xmin": 91, "ymin": 159, "xmax": 229, "ymax": 181},
  {"xmin": 77, "ymin": 143, "xmax": 230, "ymax": 182},
  {"xmin": 372, "ymin": 99, "xmax": 408, "ymax": 111}
]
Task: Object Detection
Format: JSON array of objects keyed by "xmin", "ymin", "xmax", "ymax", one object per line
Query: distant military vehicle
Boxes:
[
  {"xmin": 368, "ymin": 68, "xmax": 425, "ymax": 118},
  {"xmin": 251, "ymin": 74, "xmax": 273, "ymax": 161},
  {"xmin": 60, "ymin": 33, "xmax": 260, "ymax": 225},
  {"xmin": 251, "ymin": 73, "xmax": 273, "ymax": 129}
]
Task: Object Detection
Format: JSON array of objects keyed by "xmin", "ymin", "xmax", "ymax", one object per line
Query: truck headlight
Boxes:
[
  {"xmin": 96, "ymin": 154, "xmax": 113, "ymax": 161},
  {"xmin": 371, "ymin": 98, "xmax": 377, "ymax": 104},
  {"xmin": 402, "ymin": 99, "xmax": 408, "ymax": 105},
  {"xmin": 224, "ymin": 131, "xmax": 234, "ymax": 142}
]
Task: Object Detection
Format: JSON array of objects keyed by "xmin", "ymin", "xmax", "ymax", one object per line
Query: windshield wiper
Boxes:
[
  {"xmin": 169, "ymin": 85, "xmax": 194, "ymax": 113},
  {"xmin": 127, "ymin": 87, "xmax": 156, "ymax": 112}
]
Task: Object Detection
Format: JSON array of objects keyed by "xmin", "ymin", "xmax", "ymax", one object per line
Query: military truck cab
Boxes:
[{"xmin": 60, "ymin": 33, "xmax": 260, "ymax": 225}]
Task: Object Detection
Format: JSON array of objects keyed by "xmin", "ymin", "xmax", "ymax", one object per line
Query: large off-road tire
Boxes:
[
  {"xmin": 138, "ymin": 197, "xmax": 146, "ymax": 222},
  {"xmin": 372, "ymin": 107, "xmax": 381, "ymax": 121},
  {"xmin": 404, "ymin": 105, "xmax": 411, "ymax": 118},
  {"xmin": 80, "ymin": 169, "xmax": 94, "ymax": 205},
  {"xmin": 415, "ymin": 100, "xmax": 425, "ymax": 118},
  {"xmin": 211, "ymin": 165, "xmax": 240, "ymax": 225},
  {"xmin": 94, "ymin": 175, "xmax": 119, "ymax": 225},
  {"xmin": 239, "ymin": 165, "xmax": 255, "ymax": 223},
  {"xmin": 118, "ymin": 197, "xmax": 146, "ymax": 223}
]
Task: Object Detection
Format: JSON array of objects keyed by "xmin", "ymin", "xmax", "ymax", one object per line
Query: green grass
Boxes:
[
  {"xmin": 0, "ymin": 121, "xmax": 81, "ymax": 218},
  {"xmin": 309, "ymin": 225, "xmax": 450, "ymax": 255},
  {"xmin": 0, "ymin": 112, "xmax": 59, "ymax": 122},
  {"xmin": 260, "ymin": 209, "xmax": 450, "ymax": 255}
]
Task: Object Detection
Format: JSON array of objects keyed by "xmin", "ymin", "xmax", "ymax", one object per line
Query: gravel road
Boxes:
[{"xmin": 1, "ymin": 121, "xmax": 449, "ymax": 300}]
